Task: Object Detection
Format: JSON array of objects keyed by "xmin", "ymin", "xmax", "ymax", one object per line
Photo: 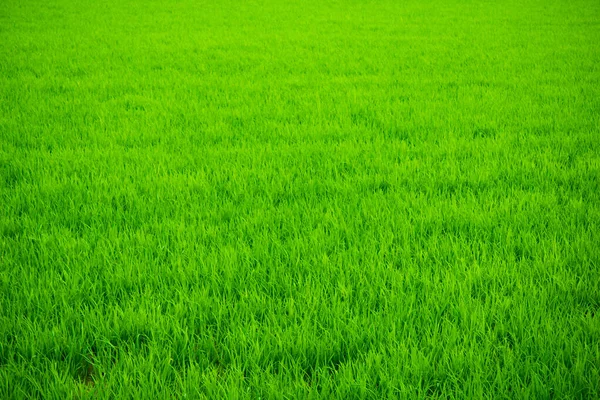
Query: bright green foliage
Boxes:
[{"xmin": 1, "ymin": 0, "xmax": 599, "ymax": 398}]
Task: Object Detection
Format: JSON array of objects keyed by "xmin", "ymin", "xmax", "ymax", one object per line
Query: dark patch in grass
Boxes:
[
  {"xmin": 103, "ymin": 330, "xmax": 153, "ymax": 358},
  {"xmin": 170, "ymin": 339, "xmax": 192, "ymax": 370},
  {"xmin": 570, "ymin": 287, "xmax": 600, "ymax": 315},
  {"xmin": 0, "ymin": 161, "xmax": 24, "ymax": 188},
  {"xmin": 471, "ymin": 80, "xmax": 495, "ymax": 88},
  {"xmin": 424, "ymin": 380, "xmax": 445, "ymax": 398},
  {"xmin": 350, "ymin": 109, "xmax": 384, "ymax": 131},
  {"xmin": 300, "ymin": 348, "xmax": 354, "ymax": 390},
  {"xmin": 529, "ymin": 124, "xmax": 555, "ymax": 136},
  {"xmin": 0, "ymin": 219, "xmax": 22, "ymax": 239},
  {"xmin": 203, "ymin": 336, "xmax": 231, "ymax": 372},
  {"xmin": 384, "ymin": 126, "xmax": 411, "ymax": 142},
  {"xmin": 350, "ymin": 109, "xmax": 412, "ymax": 142},
  {"xmin": 497, "ymin": 330, "xmax": 516, "ymax": 350},
  {"xmin": 513, "ymin": 244, "xmax": 534, "ymax": 263},
  {"xmin": 333, "ymin": 162, "xmax": 356, "ymax": 179},
  {"xmin": 472, "ymin": 127, "xmax": 497, "ymax": 139},
  {"xmin": 434, "ymin": 180, "xmax": 490, "ymax": 197},
  {"xmin": 365, "ymin": 180, "xmax": 392, "ymax": 194},
  {"xmin": 470, "ymin": 280, "xmax": 490, "ymax": 303},
  {"xmin": 556, "ymin": 173, "xmax": 600, "ymax": 203},
  {"xmin": 0, "ymin": 333, "xmax": 17, "ymax": 367},
  {"xmin": 110, "ymin": 193, "xmax": 134, "ymax": 214},
  {"xmin": 75, "ymin": 353, "xmax": 96, "ymax": 387},
  {"xmin": 272, "ymin": 190, "xmax": 297, "ymax": 207}
]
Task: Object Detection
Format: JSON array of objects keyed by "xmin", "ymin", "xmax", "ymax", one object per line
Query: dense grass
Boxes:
[{"xmin": 1, "ymin": 0, "xmax": 599, "ymax": 398}]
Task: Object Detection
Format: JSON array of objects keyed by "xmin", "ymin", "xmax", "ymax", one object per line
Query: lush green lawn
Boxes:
[{"xmin": 1, "ymin": 0, "xmax": 599, "ymax": 398}]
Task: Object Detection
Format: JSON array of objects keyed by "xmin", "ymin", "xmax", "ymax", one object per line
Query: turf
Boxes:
[{"xmin": 1, "ymin": 0, "xmax": 599, "ymax": 398}]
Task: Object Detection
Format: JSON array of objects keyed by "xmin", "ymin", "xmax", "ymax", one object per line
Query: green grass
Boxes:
[{"xmin": 1, "ymin": 0, "xmax": 599, "ymax": 398}]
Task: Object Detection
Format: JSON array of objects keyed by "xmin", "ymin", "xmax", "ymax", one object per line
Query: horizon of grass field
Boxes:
[{"xmin": 1, "ymin": 0, "xmax": 599, "ymax": 398}]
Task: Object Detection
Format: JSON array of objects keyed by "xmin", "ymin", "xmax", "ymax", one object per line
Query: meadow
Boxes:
[{"xmin": 1, "ymin": 0, "xmax": 599, "ymax": 398}]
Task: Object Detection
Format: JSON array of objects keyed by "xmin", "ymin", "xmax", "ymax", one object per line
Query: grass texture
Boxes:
[{"xmin": 1, "ymin": 0, "xmax": 599, "ymax": 398}]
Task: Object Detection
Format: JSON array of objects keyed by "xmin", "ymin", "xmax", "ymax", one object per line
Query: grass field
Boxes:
[{"xmin": 1, "ymin": 0, "xmax": 600, "ymax": 398}]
